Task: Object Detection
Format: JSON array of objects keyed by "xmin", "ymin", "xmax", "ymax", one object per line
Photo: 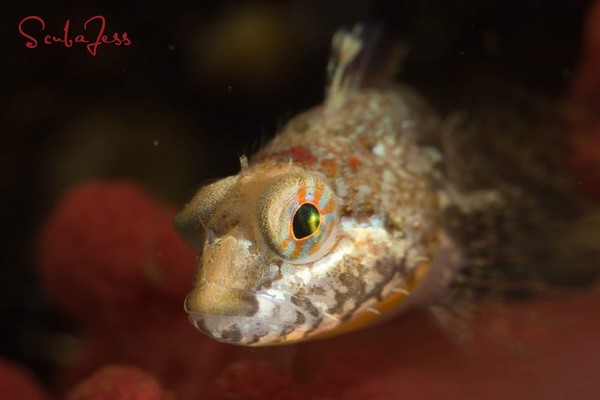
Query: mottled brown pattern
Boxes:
[
  {"xmin": 291, "ymin": 294, "xmax": 321, "ymax": 318},
  {"xmin": 221, "ymin": 325, "xmax": 243, "ymax": 342},
  {"xmin": 177, "ymin": 28, "xmax": 443, "ymax": 345}
]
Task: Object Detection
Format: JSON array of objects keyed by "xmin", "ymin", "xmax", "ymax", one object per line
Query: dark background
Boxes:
[{"xmin": 0, "ymin": 0, "xmax": 593, "ymax": 381}]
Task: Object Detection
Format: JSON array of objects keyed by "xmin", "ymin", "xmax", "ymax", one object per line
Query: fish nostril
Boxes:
[{"xmin": 206, "ymin": 229, "xmax": 216, "ymax": 245}]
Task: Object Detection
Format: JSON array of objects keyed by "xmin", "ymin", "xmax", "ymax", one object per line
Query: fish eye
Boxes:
[
  {"xmin": 292, "ymin": 203, "xmax": 321, "ymax": 239},
  {"xmin": 258, "ymin": 172, "xmax": 338, "ymax": 263}
]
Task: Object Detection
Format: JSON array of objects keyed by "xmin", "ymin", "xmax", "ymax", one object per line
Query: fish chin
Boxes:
[
  {"xmin": 186, "ymin": 287, "xmax": 324, "ymax": 346},
  {"xmin": 189, "ymin": 313, "xmax": 293, "ymax": 346}
]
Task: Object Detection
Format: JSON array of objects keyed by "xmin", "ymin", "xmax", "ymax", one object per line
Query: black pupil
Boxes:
[{"xmin": 292, "ymin": 203, "xmax": 320, "ymax": 239}]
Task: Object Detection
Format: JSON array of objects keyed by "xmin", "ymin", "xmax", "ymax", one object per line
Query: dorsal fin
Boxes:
[
  {"xmin": 325, "ymin": 24, "xmax": 410, "ymax": 113},
  {"xmin": 325, "ymin": 24, "xmax": 372, "ymax": 112}
]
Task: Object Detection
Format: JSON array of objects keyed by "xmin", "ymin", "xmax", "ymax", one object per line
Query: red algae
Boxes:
[
  {"xmin": 206, "ymin": 361, "xmax": 305, "ymax": 400},
  {"xmin": 37, "ymin": 181, "xmax": 196, "ymax": 326},
  {"xmin": 37, "ymin": 181, "xmax": 233, "ymax": 399},
  {"xmin": 68, "ymin": 365, "xmax": 177, "ymax": 400},
  {"xmin": 0, "ymin": 359, "xmax": 49, "ymax": 400}
]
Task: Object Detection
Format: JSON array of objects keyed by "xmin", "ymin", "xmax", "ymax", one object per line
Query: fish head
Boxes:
[{"xmin": 175, "ymin": 163, "xmax": 359, "ymax": 345}]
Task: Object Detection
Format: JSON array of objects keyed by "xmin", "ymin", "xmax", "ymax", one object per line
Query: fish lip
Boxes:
[{"xmin": 184, "ymin": 281, "xmax": 259, "ymax": 317}]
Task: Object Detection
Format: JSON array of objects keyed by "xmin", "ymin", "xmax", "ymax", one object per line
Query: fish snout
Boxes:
[{"xmin": 186, "ymin": 233, "xmax": 263, "ymax": 317}]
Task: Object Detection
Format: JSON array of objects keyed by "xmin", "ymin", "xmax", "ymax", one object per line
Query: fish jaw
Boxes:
[{"xmin": 181, "ymin": 226, "xmax": 321, "ymax": 346}]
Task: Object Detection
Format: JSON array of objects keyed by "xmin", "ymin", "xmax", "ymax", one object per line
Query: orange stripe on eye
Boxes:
[
  {"xmin": 298, "ymin": 184, "xmax": 307, "ymax": 204},
  {"xmin": 313, "ymin": 189, "xmax": 322, "ymax": 206},
  {"xmin": 279, "ymin": 239, "xmax": 290, "ymax": 250},
  {"xmin": 320, "ymin": 198, "xmax": 335, "ymax": 214},
  {"xmin": 291, "ymin": 241, "xmax": 303, "ymax": 258},
  {"xmin": 310, "ymin": 239, "xmax": 321, "ymax": 253}
]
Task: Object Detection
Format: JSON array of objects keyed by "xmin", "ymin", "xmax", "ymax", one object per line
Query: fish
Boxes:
[{"xmin": 174, "ymin": 25, "xmax": 600, "ymax": 346}]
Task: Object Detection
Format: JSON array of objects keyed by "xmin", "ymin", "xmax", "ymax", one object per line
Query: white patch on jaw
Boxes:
[
  {"xmin": 307, "ymin": 238, "xmax": 353, "ymax": 279},
  {"xmin": 288, "ymin": 266, "xmax": 311, "ymax": 286},
  {"xmin": 280, "ymin": 263, "xmax": 295, "ymax": 277},
  {"xmin": 262, "ymin": 290, "xmax": 296, "ymax": 322},
  {"xmin": 256, "ymin": 292, "xmax": 279, "ymax": 317},
  {"xmin": 341, "ymin": 215, "xmax": 384, "ymax": 230}
]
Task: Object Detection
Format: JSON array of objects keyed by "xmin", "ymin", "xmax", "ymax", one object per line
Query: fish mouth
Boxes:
[{"xmin": 185, "ymin": 282, "xmax": 323, "ymax": 346}]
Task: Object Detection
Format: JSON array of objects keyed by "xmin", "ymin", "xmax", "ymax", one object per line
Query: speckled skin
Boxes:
[{"xmin": 175, "ymin": 87, "xmax": 447, "ymax": 345}]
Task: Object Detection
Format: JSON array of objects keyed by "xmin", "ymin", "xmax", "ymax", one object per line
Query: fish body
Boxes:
[
  {"xmin": 175, "ymin": 26, "xmax": 599, "ymax": 346},
  {"xmin": 175, "ymin": 26, "xmax": 457, "ymax": 346},
  {"xmin": 176, "ymin": 77, "xmax": 458, "ymax": 345}
]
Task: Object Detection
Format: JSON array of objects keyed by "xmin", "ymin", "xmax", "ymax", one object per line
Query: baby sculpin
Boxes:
[{"xmin": 174, "ymin": 26, "xmax": 461, "ymax": 346}]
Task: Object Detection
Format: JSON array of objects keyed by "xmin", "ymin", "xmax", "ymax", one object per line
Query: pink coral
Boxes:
[
  {"xmin": 68, "ymin": 365, "xmax": 176, "ymax": 400},
  {"xmin": 0, "ymin": 359, "xmax": 49, "ymax": 400},
  {"xmin": 206, "ymin": 361, "xmax": 305, "ymax": 400},
  {"xmin": 37, "ymin": 182, "xmax": 232, "ymax": 399},
  {"xmin": 37, "ymin": 181, "xmax": 196, "ymax": 326}
]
